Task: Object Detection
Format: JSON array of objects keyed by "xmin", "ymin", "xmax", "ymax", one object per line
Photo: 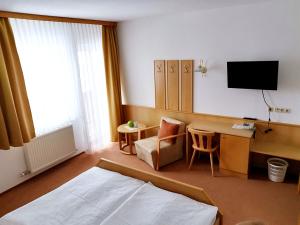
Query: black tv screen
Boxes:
[{"xmin": 227, "ymin": 61, "xmax": 279, "ymax": 90}]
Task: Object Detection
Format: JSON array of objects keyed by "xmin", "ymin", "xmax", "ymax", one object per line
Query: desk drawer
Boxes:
[{"xmin": 220, "ymin": 134, "xmax": 251, "ymax": 174}]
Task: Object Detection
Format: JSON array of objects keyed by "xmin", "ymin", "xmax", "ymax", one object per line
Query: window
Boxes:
[{"xmin": 10, "ymin": 19, "xmax": 110, "ymax": 151}]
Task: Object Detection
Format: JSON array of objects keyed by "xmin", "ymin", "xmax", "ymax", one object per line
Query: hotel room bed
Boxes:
[{"xmin": 0, "ymin": 158, "xmax": 222, "ymax": 225}]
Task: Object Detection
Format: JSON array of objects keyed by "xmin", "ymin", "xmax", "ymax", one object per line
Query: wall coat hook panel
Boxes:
[
  {"xmin": 181, "ymin": 60, "xmax": 193, "ymax": 113},
  {"xmin": 154, "ymin": 59, "xmax": 193, "ymax": 113},
  {"xmin": 166, "ymin": 60, "xmax": 179, "ymax": 111},
  {"xmin": 154, "ymin": 60, "xmax": 166, "ymax": 109}
]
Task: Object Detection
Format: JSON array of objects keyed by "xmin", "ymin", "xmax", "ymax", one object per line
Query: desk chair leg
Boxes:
[
  {"xmin": 298, "ymin": 173, "xmax": 300, "ymax": 194},
  {"xmin": 210, "ymin": 153, "xmax": 214, "ymax": 176},
  {"xmin": 189, "ymin": 150, "xmax": 196, "ymax": 170},
  {"xmin": 216, "ymin": 150, "xmax": 220, "ymax": 161}
]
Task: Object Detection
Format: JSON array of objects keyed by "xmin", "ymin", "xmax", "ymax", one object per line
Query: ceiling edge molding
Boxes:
[{"xmin": 0, "ymin": 10, "xmax": 117, "ymax": 26}]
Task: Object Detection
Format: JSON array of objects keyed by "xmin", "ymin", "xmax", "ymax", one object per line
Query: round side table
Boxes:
[{"xmin": 117, "ymin": 123, "xmax": 146, "ymax": 155}]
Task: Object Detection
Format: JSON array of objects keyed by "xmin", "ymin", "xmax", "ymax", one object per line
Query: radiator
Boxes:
[{"xmin": 24, "ymin": 125, "xmax": 77, "ymax": 173}]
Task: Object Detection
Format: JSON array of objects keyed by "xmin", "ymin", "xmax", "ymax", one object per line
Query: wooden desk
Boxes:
[
  {"xmin": 186, "ymin": 120, "xmax": 254, "ymax": 175},
  {"xmin": 188, "ymin": 120, "xmax": 254, "ymax": 139},
  {"xmin": 251, "ymin": 141, "xmax": 300, "ymax": 161}
]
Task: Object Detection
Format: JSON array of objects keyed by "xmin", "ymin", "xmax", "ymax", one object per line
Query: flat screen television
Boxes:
[{"xmin": 227, "ymin": 61, "xmax": 279, "ymax": 90}]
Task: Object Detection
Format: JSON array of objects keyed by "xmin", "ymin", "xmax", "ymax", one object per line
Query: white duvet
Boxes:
[
  {"xmin": 0, "ymin": 167, "xmax": 217, "ymax": 225},
  {"xmin": 0, "ymin": 167, "xmax": 144, "ymax": 225},
  {"xmin": 100, "ymin": 182, "xmax": 218, "ymax": 225}
]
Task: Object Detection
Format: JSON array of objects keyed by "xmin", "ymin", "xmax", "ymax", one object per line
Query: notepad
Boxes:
[{"xmin": 232, "ymin": 123, "xmax": 255, "ymax": 130}]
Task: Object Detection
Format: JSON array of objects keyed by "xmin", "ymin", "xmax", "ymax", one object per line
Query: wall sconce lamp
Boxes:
[{"xmin": 195, "ymin": 59, "xmax": 207, "ymax": 77}]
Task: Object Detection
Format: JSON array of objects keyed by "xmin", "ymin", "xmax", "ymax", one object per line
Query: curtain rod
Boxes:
[{"xmin": 0, "ymin": 10, "xmax": 117, "ymax": 26}]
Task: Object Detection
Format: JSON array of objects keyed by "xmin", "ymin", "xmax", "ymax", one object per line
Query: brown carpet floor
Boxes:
[{"xmin": 0, "ymin": 143, "xmax": 299, "ymax": 225}]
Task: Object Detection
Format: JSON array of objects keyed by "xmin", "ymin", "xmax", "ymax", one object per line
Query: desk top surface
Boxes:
[
  {"xmin": 251, "ymin": 141, "xmax": 300, "ymax": 161},
  {"xmin": 187, "ymin": 120, "xmax": 254, "ymax": 138}
]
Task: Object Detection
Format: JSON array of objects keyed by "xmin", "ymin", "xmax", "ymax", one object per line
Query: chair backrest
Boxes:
[{"xmin": 188, "ymin": 127, "xmax": 215, "ymax": 151}]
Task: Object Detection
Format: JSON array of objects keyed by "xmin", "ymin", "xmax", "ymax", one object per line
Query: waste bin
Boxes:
[{"xmin": 267, "ymin": 158, "xmax": 288, "ymax": 182}]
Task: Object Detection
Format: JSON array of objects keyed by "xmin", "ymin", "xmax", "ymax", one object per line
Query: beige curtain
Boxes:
[
  {"xmin": 0, "ymin": 18, "xmax": 35, "ymax": 150},
  {"xmin": 102, "ymin": 25, "xmax": 123, "ymax": 142}
]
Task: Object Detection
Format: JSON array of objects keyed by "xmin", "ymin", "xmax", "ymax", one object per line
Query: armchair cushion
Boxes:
[
  {"xmin": 158, "ymin": 120, "xmax": 179, "ymax": 144},
  {"xmin": 136, "ymin": 136, "xmax": 172, "ymax": 154}
]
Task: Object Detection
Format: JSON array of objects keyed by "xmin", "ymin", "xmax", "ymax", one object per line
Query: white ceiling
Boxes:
[{"xmin": 0, "ymin": 0, "xmax": 269, "ymax": 22}]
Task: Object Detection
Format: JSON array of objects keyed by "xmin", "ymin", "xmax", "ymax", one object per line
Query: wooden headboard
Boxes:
[{"xmin": 97, "ymin": 158, "xmax": 223, "ymax": 225}]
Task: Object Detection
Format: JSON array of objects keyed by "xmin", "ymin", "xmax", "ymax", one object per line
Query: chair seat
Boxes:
[
  {"xmin": 135, "ymin": 136, "xmax": 172, "ymax": 153},
  {"xmin": 193, "ymin": 145, "xmax": 219, "ymax": 153},
  {"xmin": 135, "ymin": 136, "xmax": 182, "ymax": 169}
]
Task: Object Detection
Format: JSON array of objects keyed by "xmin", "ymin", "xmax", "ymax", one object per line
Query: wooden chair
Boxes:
[{"xmin": 188, "ymin": 128, "xmax": 220, "ymax": 176}]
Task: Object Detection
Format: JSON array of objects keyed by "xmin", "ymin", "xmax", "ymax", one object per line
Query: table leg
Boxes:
[
  {"xmin": 118, "ymin": 132, "xmax": 137, "ymax": 155},
  {"xmin": 125, "ymin": 133, "xmax": 128, "ymax": 145},
  {"xmin": 128, "ymin": 134, "xmax": 133, "ymax": 154},
  {"xmin": 118, "ymin": 132, "xmax": 122, "ymax": 150},
  {"xmin": 119, "ymin": 133, "xmax": 129, "ymax": 154}
]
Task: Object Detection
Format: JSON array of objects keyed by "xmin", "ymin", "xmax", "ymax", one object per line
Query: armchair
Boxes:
[{"xmin": 135, "ymin": 117, "xmax": 185, "ymax": 170}]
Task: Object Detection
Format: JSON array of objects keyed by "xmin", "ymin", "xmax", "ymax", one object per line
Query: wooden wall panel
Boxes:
[
  {"xmin": 154, "ymin": 60, "xmax": 166, "ymax": 109},
  {"xmin": 123, "ymin": 105, "xmax": 243, "ymax": 128},
  {"xmin": 166, "ymin": 60, "xmax": 179, "ymax": 111},
  {"xmin": 254, "ymin": 122, "xmax": 300, "ymax": 146},
  {"xmin": 181, "ymin": 60, "xmax": 193, "ymax": 113},
  {"xmin": 122, "ymin": 104, "xmax": 300, "ymax": 147}
]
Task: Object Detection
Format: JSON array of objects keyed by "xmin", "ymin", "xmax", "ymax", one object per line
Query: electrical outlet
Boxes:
[
  {"xmin": 274, "ymin": 108, "xmax": 280, "ymax": 113},
  {"xmin": 20, "ymin": 170, "xmax": 30, "ymax": 177},
  {"xmin": 274, "ymin": 107, "xmax": 291, "ymax": 113}
]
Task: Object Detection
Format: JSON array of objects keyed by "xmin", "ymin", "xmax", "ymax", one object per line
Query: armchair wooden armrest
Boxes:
[
  {"xmin": 158, "ymin": 132, "xmax": 186, "ymax": 142},
  {"xmin": 138, "ymin": 125, "xmax": 160, "ymax": 140},
  {"xmin": 156, "ymin": 132, "xmax": 186, "ymax": 170}
]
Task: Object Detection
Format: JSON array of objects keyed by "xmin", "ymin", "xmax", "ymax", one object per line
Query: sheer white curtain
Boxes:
[{"xmin": 10, "ymin": 19, "xmax": 111, "ymax": 151}]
